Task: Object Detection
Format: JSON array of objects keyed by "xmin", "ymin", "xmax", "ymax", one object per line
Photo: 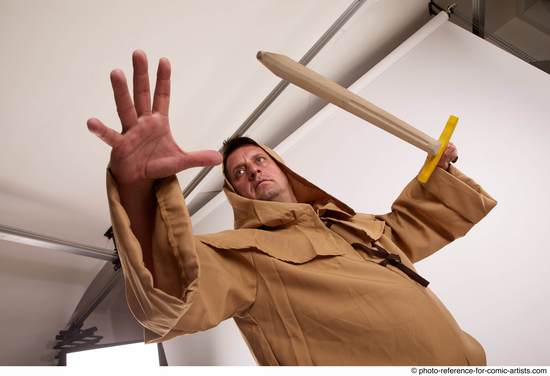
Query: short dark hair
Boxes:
[{"xmin": 221, "ymin": 136, "xmax": 260, "ymax": 180}]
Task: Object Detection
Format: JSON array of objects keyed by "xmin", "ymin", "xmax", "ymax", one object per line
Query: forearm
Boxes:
[
  {"xmin": 377, "ymin": 166, "xmax": 497, "ymax": 263},
  {"xmin": 116, "ymin": 178, "xmax": 156, "ymax": 277},
  {"xmin": 106, "ymin": 168, "xmax": 258, "ymax": 342}
]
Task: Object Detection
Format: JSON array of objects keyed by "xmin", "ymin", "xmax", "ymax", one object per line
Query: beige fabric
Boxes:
[{"xmin": 106, "ymin": 145, "xmax": 497, "ymax": 365}]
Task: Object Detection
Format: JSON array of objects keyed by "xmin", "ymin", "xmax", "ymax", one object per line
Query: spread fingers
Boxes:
[
  {"xmin": 87, "ymin": 118, "xmax": 123, "ymax": 147},
  {"xmin": 110, "ymin": 69, "xmax": 138, "ymax": 132},
  {"xmin": 132, "ymin": 50, "xmax": 152, "ymax": 116},
  {"xmin": 152, "ymin": 57, "xmax": 171, "ymax": 116}
]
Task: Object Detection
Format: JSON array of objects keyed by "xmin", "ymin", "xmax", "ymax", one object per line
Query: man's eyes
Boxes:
[
  {"xmin": 234, "ymin": 168, "xmax": 246, "ymax": 179},
  {"xmin": 233, "ymin": 156, "xmax": 268, "ymax": 179}
]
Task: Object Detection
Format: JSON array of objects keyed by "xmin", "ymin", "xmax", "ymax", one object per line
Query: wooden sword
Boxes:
[{"xmin": 256, "ymin": 51, "xmax": 458, "ymax": 183}]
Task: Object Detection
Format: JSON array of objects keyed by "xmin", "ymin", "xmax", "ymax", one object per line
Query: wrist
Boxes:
[
  {"xmin": 117, "ymin": 180, "xmax": 155, "ymax": 200},
  {"xmin": 108, "ymin": 166, "xmax": 154, "ymax": 191}
]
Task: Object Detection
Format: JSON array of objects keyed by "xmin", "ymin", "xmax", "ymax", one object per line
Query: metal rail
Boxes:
[
  {"xmin": 182, "ymin": 0, "xmax": 368, "ymax": 197},
  {"xmin": 0, "ymin": 224, "xmax": 117, "ymax": 262},
  {"xmin": 472, "ymin": 0, "xmax": 486, "ymax": 37}
]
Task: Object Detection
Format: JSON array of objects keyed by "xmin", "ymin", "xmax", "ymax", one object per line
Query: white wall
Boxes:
[{"xmin": 190, "ymin": 13, "xmax": 550, "ymax": 365}]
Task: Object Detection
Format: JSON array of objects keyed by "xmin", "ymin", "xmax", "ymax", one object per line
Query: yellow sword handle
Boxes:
[{"xmin": 417, "ymin": 115, "xmax": 458, "ymax": 183}]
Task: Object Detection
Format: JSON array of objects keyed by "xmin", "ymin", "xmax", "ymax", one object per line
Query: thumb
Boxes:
[
  {"xmin": 181, "ymin": 150, "xmax": 223, "ymax": 169},
  {"xmin": 144, "ymin": 150, "xmax": 222, "ymax": 179}
]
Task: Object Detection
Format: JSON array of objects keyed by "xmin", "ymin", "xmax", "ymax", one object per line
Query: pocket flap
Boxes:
[
  {"xmin": 328, "ymin": 214, "xmax": 385, "ymax": 242},
  {"xmin": 197, "ymin": 226, "xmax": 346, "ymax": 264}
]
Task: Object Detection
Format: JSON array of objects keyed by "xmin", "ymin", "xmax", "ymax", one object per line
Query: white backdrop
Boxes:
[{"xmin": 169, "ymin": 13, "xmax": 550, "ymax": 365}]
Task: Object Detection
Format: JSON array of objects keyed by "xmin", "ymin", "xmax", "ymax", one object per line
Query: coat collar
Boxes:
[{"xmin": 222, "ymin": 144, "xmax": 355, "ymax": 229}]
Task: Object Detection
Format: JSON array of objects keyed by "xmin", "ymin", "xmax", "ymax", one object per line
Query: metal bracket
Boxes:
[
  {"xmin": 54, "ymin": 322, "xmax": 103, "ymax": 363},
  {"xmin": 104, "ymin": 227, "xmax": 121, "ymax": 271},
  {"xmin": 429, "ymin": 1, "xmax": 456, "ymax": 17}
]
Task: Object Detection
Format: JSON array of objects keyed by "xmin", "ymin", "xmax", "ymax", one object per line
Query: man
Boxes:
[{"xmin": 88, "ymin": 50, "xmax": 497, "ymax": 365}]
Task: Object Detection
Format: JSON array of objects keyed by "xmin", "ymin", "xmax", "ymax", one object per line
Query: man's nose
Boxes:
[{"xmin": 248, "ymin": 168, "xmax": 261, "ymax": 181}]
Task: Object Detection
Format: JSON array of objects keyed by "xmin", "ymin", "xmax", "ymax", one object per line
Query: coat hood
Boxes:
[{"xmin": 222, "ymin": 143, "xmax": 356, "ymax": 229}]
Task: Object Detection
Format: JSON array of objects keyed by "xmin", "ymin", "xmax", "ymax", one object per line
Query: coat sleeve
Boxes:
[
  {"xmin": 106, "ymin": 171, "xmax": 257, "ymax": 343},
  {"xmin": 376, "ymin": 165, "xmax": 497, "ymax": 263}
]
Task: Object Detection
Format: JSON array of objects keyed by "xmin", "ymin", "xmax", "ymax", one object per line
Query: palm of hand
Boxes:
[
  {"xmin": 88, "ymin": 50, "xmax": 221, "ymax": 186},
  {"xmin": 109, "ymin": 114, "xmax": 182, "ymax": 184}
]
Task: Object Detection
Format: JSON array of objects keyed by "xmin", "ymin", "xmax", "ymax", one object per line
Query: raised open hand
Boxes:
[{"xmin": 87, "ymin": 50, "xmax": 222, "ymax": 186}]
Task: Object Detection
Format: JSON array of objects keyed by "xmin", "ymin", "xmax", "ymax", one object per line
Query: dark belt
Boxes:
[{"xmin": 351, "ymin": 242, "xmax": 430, "ymax": 287}]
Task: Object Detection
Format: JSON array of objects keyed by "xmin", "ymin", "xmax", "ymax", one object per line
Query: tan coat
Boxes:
[{"xmin": 106, "ymin": 145, "xmax": 497, "ymax": 365}]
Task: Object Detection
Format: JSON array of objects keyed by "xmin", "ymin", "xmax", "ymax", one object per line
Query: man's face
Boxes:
[{"xmin": 225, "ymin": 145, "xmax": 297, "ymax": 203}]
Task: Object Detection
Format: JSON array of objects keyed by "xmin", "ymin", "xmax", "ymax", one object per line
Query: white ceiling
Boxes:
[{"xmin": 0, "ymin": 0, "xmax": 430, "ymax": 365}]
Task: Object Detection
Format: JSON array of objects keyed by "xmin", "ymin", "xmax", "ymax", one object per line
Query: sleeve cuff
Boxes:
[{"xmin": 422, "ymin": 165, "xmax": 497, "ymax": 224}]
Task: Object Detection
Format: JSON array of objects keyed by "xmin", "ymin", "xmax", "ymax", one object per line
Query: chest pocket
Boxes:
[
  {"xmin": 197, "ymin": 226, "xmax": 348, "ymax": 264},
  {"xmin": 322, "ymin": 216, "xmax": 430, "ymax": 287},
  {"xmin": 322, "ymin": 213, "xmax": 385, "ymax": 244}
]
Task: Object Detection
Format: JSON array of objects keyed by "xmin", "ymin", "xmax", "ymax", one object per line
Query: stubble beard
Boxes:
[{"xmin": 256, "ymin": 181, "xmax": 281, "ymax": 202}]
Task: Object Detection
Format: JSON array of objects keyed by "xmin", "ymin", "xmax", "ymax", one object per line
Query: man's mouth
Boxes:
[{"xmin": 255, "ymin": 179, "xmax": 270, "ymax": 190}]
